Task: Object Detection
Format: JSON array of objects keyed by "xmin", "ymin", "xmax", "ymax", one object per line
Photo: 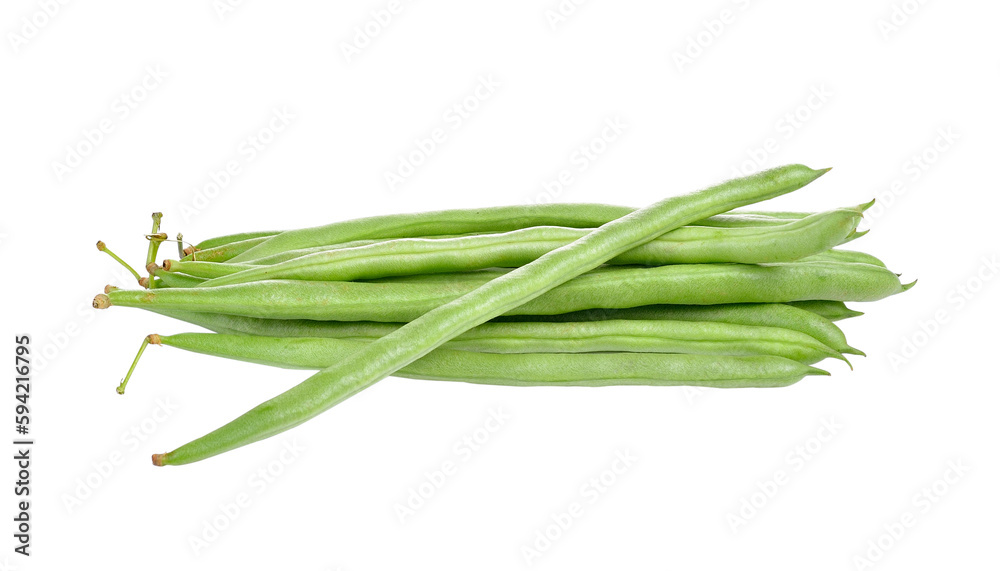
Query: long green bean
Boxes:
[{"xmin": 148, "ymin": 333, "xmax": 829, "ymax": 388}]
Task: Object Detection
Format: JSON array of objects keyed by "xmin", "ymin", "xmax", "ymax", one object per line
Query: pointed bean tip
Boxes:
[
  {"xmin": 859, "ymin": 198, "xmax": 876, "ymax": 212},
  {"xmin": 844, "ymin": 346, "xmax": 867, "ymax": 357},
  {"xmin": 809, "ymin": 367, "xmax": 832, "ymax": 377},
  {"xmin": 902, "ymin": 280, "xmax": 918, "ymax": 291},
  {"xmin": 816, "ymin": 167, "xmax": 833, "ymax": 176}
]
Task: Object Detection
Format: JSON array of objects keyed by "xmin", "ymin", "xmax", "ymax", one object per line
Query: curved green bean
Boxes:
[{"xmin": 194, "ymin": 230, "xmax": 281, "ymax": 250}]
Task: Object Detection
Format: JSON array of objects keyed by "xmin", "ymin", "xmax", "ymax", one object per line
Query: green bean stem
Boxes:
[
  {"xmin": 96, "ymin": 241, "xmax": 142, "ymax": 283},
  {"xmin": 116, "ymin": 335, "xmax": 151, "ymax": 394}
]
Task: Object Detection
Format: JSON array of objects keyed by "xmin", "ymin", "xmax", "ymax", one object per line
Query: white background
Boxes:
[{"xmin": 2, "ymin": 1, "xmax": 998, "ymax": 569}]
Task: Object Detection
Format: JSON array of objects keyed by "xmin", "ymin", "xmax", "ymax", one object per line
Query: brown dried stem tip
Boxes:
[
  {"xmin": 104, "ymin": 285, "xmax": 119, "ymax": 294},
  {"xmin": 96, "ymin": 240, "xmax": 106, "ymax": 251},
  {"xmin": 138, "ymin": 277, "xmax": 150, "ymax": 288},
  {"xmin": 151, "ymin": 454, "xmax": 166, "ymax": 467},
  {"xmin": 146, "ymin": 262, "xmax": 160, "ymax": 274},
  {"xmin": 93, "ymin": 294, "xmax": 111, "ymax": 309}
]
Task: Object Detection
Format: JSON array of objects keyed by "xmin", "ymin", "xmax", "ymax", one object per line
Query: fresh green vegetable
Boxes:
[
  {"xmin": 96, "ymin": 260, "xmax": 911, "ymax": 323},
  {"xmin": 145, "ymin": 164, "xmax": 831, "ymax": 465},
  {"xmin": 198, "ymin": 207, "xmax": 864, "ymax": 287},
  {"xmin": 145, "ymin": 332, "xmax": 829, "ymax": 387}
]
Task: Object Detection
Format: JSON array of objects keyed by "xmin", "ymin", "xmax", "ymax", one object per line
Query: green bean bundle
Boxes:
[{"xmin": 89, "ymin": 163, "xmax": 914, "ymax": 468}]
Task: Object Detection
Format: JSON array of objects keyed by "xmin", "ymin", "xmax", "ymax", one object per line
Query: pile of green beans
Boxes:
[{"xmin": 93, "ymin": 165, "xmax": 913, "ymax": 466}]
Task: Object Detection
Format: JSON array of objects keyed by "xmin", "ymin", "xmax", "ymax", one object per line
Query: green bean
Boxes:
[
  {"xmin": 492, "ymin": 302, "xmax": 861, "ymax": 355},
  {"xmin": 146, "ymin": 164, "xmax": 831, "ymax": 465},
  {"xmin": 784, "ymin": 301, "xmax": 863, "ymax": 321},
  {"xmin": 187, "ymin": 211, "xmax": 811, "ymax": 266},
  {"xmin": 194, "ymin": 230, "xmax": 281, "ymax": 251},
  {"xmin": 688, "ymin": 212, "xmax": 804, "ymax": 227},
  {"xmin": 147, "ymin": 266, "xmax": 207, "ymax": 288},
  {"xmin": 181, "ymin": 236, "xmax": 271, "ymax": 263},
  {"xmin": 98, "ymin": 260, "xmax": 910, "ymax": 327},
  {"xmin": 841, "ymin": 229, "xmax": 869, "ymax": 244},
  {"xmin": 149, "ymin": 333, "xmax": 829, "ymax": 388},
  {"xmin": 141, "ymin": 295, "xmax": 859, "ymax": 357},
  {"xmin": 229, "ymin": 201, "xmax": 824, "ymax": 264},
  {"xmin": 200, "ymin": 207, "xmax": 863, "ymax": 287},
  {"xmin": 138, "ymin": 313, "xmax": 847, "ymax": 364},
  {"xmin": 163, "ymin": 259, "xmax": 252, "ymax": 280},
  {"xmin": 240, "ymin": 211, "xmax": 814, "ymax": 266},
  {"xmin": 801, "ymin": 249, "xmax": 887, "ymax": 268}
]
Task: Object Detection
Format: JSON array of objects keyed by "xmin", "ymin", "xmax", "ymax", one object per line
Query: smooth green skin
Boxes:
[
  {"xmin": 230, "ymin": 203, "xmax": 636, "ymax": 263},
  {"xmin": 151, "ymin": 269, "xmax": 206, "ymax": 288},
  {"xmin": 241, "ymin": 212, "xmax": 807, "ymax": 266},
  {"xmin": 199, "ymin": 208, "xmax": 862, "ymax": 288},
  {"xmin": 688, "ymin": 212, "xmax": 805, "ymax": 227},
  {"xmin": 167, "ymin": 260, "xmax": 250, "ymax": 279},
  {"xmin": 228, "ymin": 202, "xmax": 822, "ymax": 264},
  {"xmin": 184, "ymin": 210, "xmax": 808, "ymax": 266},
  {"xmin": 157, "ymin": 333, "xmax": 828, "ymax": 388},
  {"xmin": 202, "ymin": 210, "xmax": 803, "ymax": 259},
  {"xmin": 784, "ymin": 301, "xmax": 863, "ymax": 321},
  {"xmin": 109, "ymin": 259, "xmax": 908, "ymax": 328},
  {"xmin": 151, "ymin": 164, "xmax": 830, "ymax": 465},
  {"xmin": 146, "ymin": 300, "xmax": 859, "ymax": 357},
  {"xmin": 183, "ymin": 237, "xmax": 270, "ymax": 263},
  {"xmin": 195, "ymin": 231, "xmax": 281, "ymax": 250},
  {"xmin": 492, "ymin": 302, "xmax": 860, "ymax": 355},
  {"xmin": 148, "ymin": 315, "xmax": 848, "ymax": 364},
  {"xmin": 802, "ymin": 249, "xmax": 887, "ymax": 268}
]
